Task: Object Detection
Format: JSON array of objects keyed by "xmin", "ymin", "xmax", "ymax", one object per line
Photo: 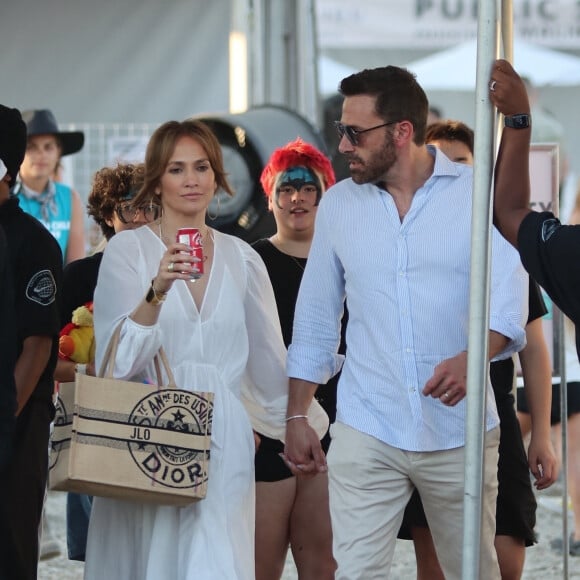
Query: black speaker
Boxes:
[{"xmin": 194, "ymin": 105, "xmax": 328, "ymax": 243}]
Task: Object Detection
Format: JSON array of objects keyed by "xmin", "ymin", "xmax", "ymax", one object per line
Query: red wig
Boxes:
[{"xmin": 260, "ymin": 138, "xmax": 336, "ymax": 198}]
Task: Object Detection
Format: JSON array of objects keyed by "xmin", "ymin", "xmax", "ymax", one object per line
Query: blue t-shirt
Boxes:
[{"xmin": 16, "ymin": 180, "xmax": 73, "ymax": 260}]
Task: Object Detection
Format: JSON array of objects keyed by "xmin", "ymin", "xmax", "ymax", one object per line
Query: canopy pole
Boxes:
[{"xmin": 462, "ymin": 0, "xmax": 498, "ymax": 577}]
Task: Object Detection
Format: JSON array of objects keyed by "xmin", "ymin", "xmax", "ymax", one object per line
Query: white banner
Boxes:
[{"xmin": 317, "ymin": 0, "xmax": 580, "ymax": 49}]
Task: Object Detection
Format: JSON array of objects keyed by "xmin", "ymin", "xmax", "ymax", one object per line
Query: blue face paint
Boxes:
[{"xmin": 274, "ymin": 166, "xmax": 322, "ymax": 208}]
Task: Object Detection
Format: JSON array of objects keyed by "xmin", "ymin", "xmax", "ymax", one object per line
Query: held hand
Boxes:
[
  {"xmin": 489, "ymin": 59, "xmax": 531, "ymax": 117},
  {"xmin": 527, "ymin": 435, "xmax": 559, "ymax": 490},
  {"xmin": 423, "ymin": 351, "xmax": 468, "ymax": 406},
  {"xmin": 154, "ymin": 242, "xmax": 202, "ymax": 293},
  {"xmin": 281, "ymin": 418, "xmax": 327, "ymax": 477}
]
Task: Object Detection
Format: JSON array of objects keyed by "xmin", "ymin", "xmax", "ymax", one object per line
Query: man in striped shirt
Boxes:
[{"xmin": 282, "ymin": 65, "xmax": 527, "ymax": 579}]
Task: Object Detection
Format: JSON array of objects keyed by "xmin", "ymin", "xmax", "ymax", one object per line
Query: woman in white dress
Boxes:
[{"xmin": 86, "ymin": 119, "xmax": 328, "ymax": 580}]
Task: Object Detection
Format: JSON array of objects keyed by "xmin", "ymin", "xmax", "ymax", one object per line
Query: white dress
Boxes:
[{"xmin": 85, "ymin": 226, "xmax": 328, "ymax": 580}]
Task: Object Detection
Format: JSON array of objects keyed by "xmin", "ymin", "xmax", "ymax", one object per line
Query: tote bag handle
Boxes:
[{"xmin": 98, "ymin": 320, "xmax": 177, "ymax": 388}]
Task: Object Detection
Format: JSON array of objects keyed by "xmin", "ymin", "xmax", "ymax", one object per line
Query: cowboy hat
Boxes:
[{"xmin": 21, "ymin": 109, "xmax": 84, "ymax": 156}]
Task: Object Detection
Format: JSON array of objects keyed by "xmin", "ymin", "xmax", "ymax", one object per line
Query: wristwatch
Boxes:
[
  {"xmin": 145, "ymin": 279, "xmax": 167, "ymax": 306},
  {"xmin": 504, "ymin": 114, "xmax": 531, "ymax": 129}
]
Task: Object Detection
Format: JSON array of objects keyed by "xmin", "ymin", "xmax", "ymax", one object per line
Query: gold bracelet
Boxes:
[
  {"xmin": 145, "ymin": 278, "xmax": 168, "ymax": 306},
  {"xmin": 285, "ymin": 414, "xmax": 309, "ymax": 422},
  {"xmin": 152, "ymin": 279, "xmax": 168, "ymax": 300}
]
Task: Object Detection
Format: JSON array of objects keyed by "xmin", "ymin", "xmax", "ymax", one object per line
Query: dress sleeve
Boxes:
[
  {"xmin": 93, "ymin": 232, "xmax": 162, "ymax": 381},
  {"xmin": 238, "ymin": 242, "xmax": 328, "ymax": 440}
]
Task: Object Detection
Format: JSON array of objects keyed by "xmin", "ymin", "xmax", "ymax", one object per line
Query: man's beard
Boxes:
[{"xmin": 347, "ymin": 134, "xmax": 397, "ymax": 185}]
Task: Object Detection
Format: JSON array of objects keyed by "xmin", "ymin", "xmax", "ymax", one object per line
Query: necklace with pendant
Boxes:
[{"xmin": 289, "ymin": 254, "xmax": 306, "ymax": 272}]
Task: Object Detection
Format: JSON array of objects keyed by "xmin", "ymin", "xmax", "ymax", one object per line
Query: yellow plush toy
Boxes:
[{"xmin": 59, "ymin": 302, "xmax": 95, "ymax": 364}]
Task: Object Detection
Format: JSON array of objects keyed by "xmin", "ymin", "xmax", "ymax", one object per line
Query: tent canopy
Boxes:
[
  {"xmin": 318, "ymin": 55, "xmax": 357, "ymax": 95},
  {"xmin": 406, "ymin": 38, "xmax": 580, "ymax": 90}
]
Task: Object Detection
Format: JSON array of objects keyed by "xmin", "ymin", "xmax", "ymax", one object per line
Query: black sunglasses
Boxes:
[
  {"xmin": 115, "ymin": 202, "xmax": 160, "ymax": 224},
  {"xmin": 334, "ymin": 120, "xmax": 399, "ymax": 146}
]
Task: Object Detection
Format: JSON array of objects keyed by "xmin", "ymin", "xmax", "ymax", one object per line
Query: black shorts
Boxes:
[
  {"xmin": 399, "ymin": 395, "xmax": 536, "ymax": 545},
  {"xmin": 517, "ymin": 382, "xmax": 580, "ymax": 423},
  {"xmin": 255, "ymin": 429, "xmax": 331, "ymax": 483}
]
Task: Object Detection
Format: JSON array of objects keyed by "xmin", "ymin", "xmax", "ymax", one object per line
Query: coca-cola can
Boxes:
[{"xmin": 176, "ymin": 228, "xmax": 204, "ymax": 280}]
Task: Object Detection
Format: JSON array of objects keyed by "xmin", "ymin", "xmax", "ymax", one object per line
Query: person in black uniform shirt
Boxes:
[
  {"xmin": 252, "ymin": 139, "xmax": 340, "ymax": 580},
  {"xmin": 53, "ymin": 162, "xmax": 158, "ymax": 561},
  {"xmin": 0, "ymin": 217, "xmax": 16, "ymax": 474},
  {"xmin": 491, "ymin": 59, "xmax": 580, "ymax": 361},
  {"xmin": 0, "ymin": 104, "xmax": 63, "ymax": 580},
  {"xmin": 397, "ymin": 120, "xmax": 557, "ymax": 580}
]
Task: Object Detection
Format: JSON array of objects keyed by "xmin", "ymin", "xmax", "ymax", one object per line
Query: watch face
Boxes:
[{"xmin": 505, "ymin": 114, "xmax": 530, "ymax": 129}]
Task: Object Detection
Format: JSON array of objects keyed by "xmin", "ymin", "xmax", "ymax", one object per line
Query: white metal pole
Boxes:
[{"xmin": 462, "ymin": 0, "xmax": 498, "ymax": 577}]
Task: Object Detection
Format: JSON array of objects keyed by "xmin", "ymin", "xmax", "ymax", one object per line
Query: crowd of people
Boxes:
[{"xmin": 0, "ymin": 56, "xmax": 579, "ymax": 580}]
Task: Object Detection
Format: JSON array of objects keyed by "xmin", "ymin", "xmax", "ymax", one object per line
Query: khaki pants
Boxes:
[{"xmin": 327, "ymin": 421, "xmax": 500, "ymax": 580}]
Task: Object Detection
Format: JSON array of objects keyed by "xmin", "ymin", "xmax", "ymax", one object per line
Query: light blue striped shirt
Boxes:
[{"xmin": 287, "ymin": 147, "xmax": 527, "ymax": 452}]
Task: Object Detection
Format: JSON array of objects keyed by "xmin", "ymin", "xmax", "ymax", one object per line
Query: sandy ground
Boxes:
[{"xmin": 39, "ymin": 482, "xmax": 580, "ymax": 579}]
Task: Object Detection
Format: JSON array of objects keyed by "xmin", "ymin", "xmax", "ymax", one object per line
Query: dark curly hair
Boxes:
[{"xmin": 87, "ymin": 163, "xmax": 146, "ymax": 240}]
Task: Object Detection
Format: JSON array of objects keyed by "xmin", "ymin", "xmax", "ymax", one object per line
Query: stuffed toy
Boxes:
[{"xmin": 59, "ymin": 302, "xmax": 95, "ymax": 364}]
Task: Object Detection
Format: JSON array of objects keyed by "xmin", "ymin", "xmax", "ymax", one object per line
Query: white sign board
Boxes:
[{"xmin": 317, "ymin": 0, "xmax": 580, "ymax": 49}]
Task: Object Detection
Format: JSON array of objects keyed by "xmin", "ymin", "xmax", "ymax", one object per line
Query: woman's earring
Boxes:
[{"xmin": 207, "ymin": 195, "xmax": 221, "ymax": 221}]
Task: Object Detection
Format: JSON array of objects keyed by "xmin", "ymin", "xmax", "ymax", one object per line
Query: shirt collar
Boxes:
[{"xmin": 427, "ymin": 144, "xmax": 464, "ymax": 178}]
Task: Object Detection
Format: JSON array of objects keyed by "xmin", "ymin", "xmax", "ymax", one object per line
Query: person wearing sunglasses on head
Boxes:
[
  {"xmin": 53, "ymin": 162, "xmax": 157, "ymax": 563},
  {"xmin": 282, "ymin": 65, "xmax": 527, "ymax": 579}
]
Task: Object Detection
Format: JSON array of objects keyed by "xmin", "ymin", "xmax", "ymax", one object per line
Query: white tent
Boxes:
[
  {"xmin": 318, "ymin": 55, "xmax": 357, "ymax": 95},
  {"xmin": 406, "ymin": 38, "xmax": 580, "ymax": 90}
]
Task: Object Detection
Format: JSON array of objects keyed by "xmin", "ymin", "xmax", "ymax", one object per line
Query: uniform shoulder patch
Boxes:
[
  {"xmin": 26, "ymin": 270, "xmax": 57, "ymax": 305},
  {"xmin": 541, "ymin": 218, "xmax": 560, "ymax": 242}
]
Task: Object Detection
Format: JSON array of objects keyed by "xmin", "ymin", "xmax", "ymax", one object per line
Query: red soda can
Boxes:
[{"xmin": 176, "ymin": 228, "xmax": 204, "ymax": 280}]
